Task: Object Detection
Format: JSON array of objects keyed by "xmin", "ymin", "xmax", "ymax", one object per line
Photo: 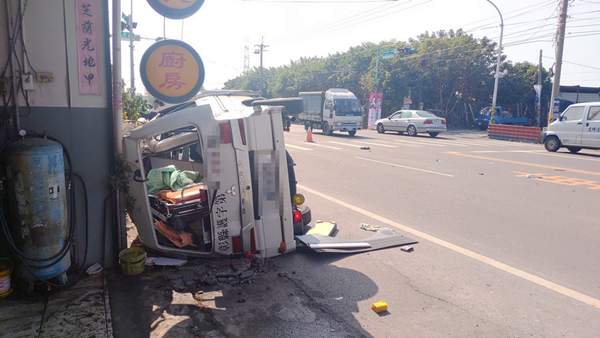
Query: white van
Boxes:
[
  {"xmin": 123, "ymin": 91, "xmax": 310, "ymax": 259},
  {"xmin": 543, "ymin": 102, "xmax": 600, "ymax": 153}
]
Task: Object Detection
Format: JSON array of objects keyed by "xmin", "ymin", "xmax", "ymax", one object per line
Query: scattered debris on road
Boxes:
[
  {"xmin": 371, "ymin": 301, "xmax": 388, "ymax": 313},
  {"xmin": 526, "ymin": 174, "xmax": 543, "ymax": 178},
  {"xmin": 360, "ymin": 223, "xmax": 391, "ymax": 232},
  {"xmin": 400, "ymin": 245, "xmax": 414, "ymax": 252},
  {"xmin": 146, "ymin": 257, "xmax": 188, "ymax": 266},
  {"xmin": 360, "ymin": 146, "xmax": 370, "ymax": 150}
]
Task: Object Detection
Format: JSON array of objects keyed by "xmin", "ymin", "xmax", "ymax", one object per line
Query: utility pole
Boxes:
[
  {"xmin": 487, "ymin": 0, "xmax": 504, "ymax": 125},
  {"xmin": 548, "ymin": 0, "xmax": 569, "ymax": 125},
  {"xmin": 254, "ymin": 37, "xmax": 268, "ymax": 94},
  {"xmin": 536, "ymin": 50, "xmax": 542, "ymax": 127},
  {"xmin": 129, "ymin": 0, "xmax": 135, "ymax": 93},
  {"xmin": 243, "ymin": 38, "xmax": 250, "ymax": 73}
]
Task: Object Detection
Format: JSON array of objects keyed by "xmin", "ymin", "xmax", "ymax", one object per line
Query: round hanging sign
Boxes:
[
  {"xmin": 146, "ymin": 0, "xmax": 205, "ymax": 20},
  {"xmin": 140, "ymin": 39, "xmax": 205, "ymax": 104}
]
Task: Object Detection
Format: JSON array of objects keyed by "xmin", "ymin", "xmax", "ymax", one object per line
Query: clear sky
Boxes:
[{"xmin": 112, "ymin": 0, "xmax": 600, "ymax": 93}]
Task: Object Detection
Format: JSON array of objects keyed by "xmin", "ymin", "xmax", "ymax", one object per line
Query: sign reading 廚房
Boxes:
[
  {"xmin": 146, "ymin": 0, "xmax": 205, "ymax": 19},
  {"xmin": 140, "ymin": 39, "xmax": 205, "ymax": 104},
  {"xmin": 75, "ymin": 0, "xmax": 101, "ymax": 95}
]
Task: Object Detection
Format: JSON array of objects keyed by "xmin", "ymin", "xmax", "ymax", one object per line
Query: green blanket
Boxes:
[{"xmin": 146, "ymin": 165, "xmax": 201, "ymax": 194}]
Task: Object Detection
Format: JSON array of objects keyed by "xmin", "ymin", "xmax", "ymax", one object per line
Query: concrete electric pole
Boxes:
[
  {"xmin": 254, "ymin": 37, "xmax": 268, "ymax": 94},
  {"xmin": 548, "ymin": 0, "xmax": 569, "ymax": 125},
  {"xmin": 536, "ymin": 50, "xmax": 542, "ymax": 127},
  {"xmin": 486, "ymin": 0, "xmax": 504, "ymax": 125}
]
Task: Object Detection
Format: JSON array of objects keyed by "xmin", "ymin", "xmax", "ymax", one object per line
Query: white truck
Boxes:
[{"xmin": 297, "ymin": 89, "xmax": 363, "ymax": 136}]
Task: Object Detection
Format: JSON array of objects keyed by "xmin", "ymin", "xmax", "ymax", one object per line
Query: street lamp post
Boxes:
[{"xmin": 487, "ymin": 0, "xmax": 503, "ymax": 125}]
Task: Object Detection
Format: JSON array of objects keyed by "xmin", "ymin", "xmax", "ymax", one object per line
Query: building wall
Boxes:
[{"xmin": 0, "ymin": 1, "xmax": 115, "ymax": 267}]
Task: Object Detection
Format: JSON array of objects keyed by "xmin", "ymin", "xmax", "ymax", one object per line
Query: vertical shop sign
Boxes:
[
  {"xmin": 75, "ymin": 0, "xmax": 101, "ymax": 95},
  {"xmin": 368, "ymin": 92, "xmax": 383, "ymax": 129}
]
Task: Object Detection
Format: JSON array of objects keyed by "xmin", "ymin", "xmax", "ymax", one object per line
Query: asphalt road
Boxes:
[{"xmin": 276, "ymin": 125, "xmax": 600, "ymax": 337}]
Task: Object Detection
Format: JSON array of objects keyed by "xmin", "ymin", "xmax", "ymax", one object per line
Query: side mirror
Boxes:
[
  {"xmin": 559, "ymin": 115, "xmax": 564, "ymax": 121},
  {"xmin": 388, "ymin": 116, "xmax": 391, "ymax": 119}
]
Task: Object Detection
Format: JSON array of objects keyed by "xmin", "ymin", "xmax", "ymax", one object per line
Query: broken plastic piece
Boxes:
[
  {"xmin": 146, "ymin": 257, "xmax": 188, "ymax": 266},
  {"xmin": 371, "ymin": 301, "xmax": 388, "ymax": 313},
  {"xmin": 295, "ymin": 229, "xmax": 417, "ymax": 254},
  {"xmin": 360, "ymin": 223, "xmax": 390, "ymax": 232},
  {"xmin": 360, "ymin": 146, "xmax": 370, "ymax": 150},
  {"xmin": 400, "ymin": 245, "xmax": 414, "ymax": 252},
  {"xmin": 526, "ymin": 174, "xmax": 542, "ymax": 178}
]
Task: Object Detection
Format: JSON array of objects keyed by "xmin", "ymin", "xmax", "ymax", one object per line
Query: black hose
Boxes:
[
  {"xmin": 0, "ymin": 134, "xmax": 90, "ymax": 287},
  {"xmin": 0, "ymin": 134, "xmax": 75, "ymax": 263}
]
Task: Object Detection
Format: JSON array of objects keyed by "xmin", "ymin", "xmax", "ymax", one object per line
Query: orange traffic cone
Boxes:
[{"xmin": 305, "ymin": 129, "xmax": 314, "ymax": 143}]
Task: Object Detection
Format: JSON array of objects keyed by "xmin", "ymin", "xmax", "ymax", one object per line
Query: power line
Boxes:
[{"xmin": 272, "ymin": 0, "xmax": 432, "ymax": 45}]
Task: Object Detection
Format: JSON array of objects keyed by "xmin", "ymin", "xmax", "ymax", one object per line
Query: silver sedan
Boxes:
[{"xmin": 375, "ymin": 110, "xmax": 447, "ymax": 137}]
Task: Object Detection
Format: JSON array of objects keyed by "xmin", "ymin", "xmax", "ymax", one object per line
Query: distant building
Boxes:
[{"xmin": 559, "ymin": 85, "xmax": 600, "ymax": 104}]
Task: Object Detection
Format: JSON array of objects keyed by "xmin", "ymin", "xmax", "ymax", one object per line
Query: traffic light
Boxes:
[
  {"xmin": 397, "ymin": 47, "xmax": 416, "ymax": 55},
  {"xmin": 121, "ymin": 12, "xmax": 137, "ymax": 32}
]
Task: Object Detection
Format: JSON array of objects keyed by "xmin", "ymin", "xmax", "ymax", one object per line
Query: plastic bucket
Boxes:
[
  {"xmin": 0, "ymin": 263, "xmax": 12, "ymax": 298},
  {"xmin": 119, "ymin": 247, "xmax": 146, "ymax": 276}
]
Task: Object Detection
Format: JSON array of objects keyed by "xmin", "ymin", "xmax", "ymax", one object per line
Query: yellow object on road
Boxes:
[{"xmin": 371, "ymin": 301, "xmax": 388, "ymax": 313}]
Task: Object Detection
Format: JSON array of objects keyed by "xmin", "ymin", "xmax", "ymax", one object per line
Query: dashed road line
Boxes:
[
  {"xmin": 355, "ymin": 157, "xmax": 454, "ymax": 177},
  {"xmin": 286, "ymin": 144, "xmax": 313, "ymax": 151}
]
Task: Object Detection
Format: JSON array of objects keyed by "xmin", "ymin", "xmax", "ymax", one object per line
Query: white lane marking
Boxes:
[
  {"xmin": 392, "ymin": 138, "xmax": 448, "ymax": 147},
  {"xmin": 286, "ymin": 144, "xmax": 313, "ymax": 151},
  {"xmin": 297, "ymin": 184, "xmax": 600, "ymax": 310},
  {"xmin": 471, "ymin": 150, "xmax": 546, "ymax": 153},
  {"xmin": 351, "ymin": 141, "xmax": 398, "ymax": 148},
  {"xmin": 307, "ymin": 143, "xmax": 342, "ymax": 150},
  {"xmin": 355, "ymin": 157, "xmax": 454, "ymax": 177},
  {"xmin": 529, "ymin": 151, "xmax": 600, "ymax": 162}
]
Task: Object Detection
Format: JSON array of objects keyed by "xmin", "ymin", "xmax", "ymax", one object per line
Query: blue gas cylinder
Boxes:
[{"xmin": 4, "ymin": 138, "xmax": 70, "ymax": 281}]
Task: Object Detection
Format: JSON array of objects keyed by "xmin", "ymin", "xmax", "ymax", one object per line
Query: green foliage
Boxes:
[
  {"xmin": 122, "ymin": 81, "xmax": 145, "ymax": 121},
  {"xmin": 108, "ymin": 153, "xmax": 138, "ymax": 215},
  {"xmin": 223, "ymin": 29, "xmax": 552, "ymax": 128}
]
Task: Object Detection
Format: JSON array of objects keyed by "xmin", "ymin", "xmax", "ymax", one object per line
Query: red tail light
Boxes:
[
  {"xmin": 423, "ymin": 120, "xmax": 433, "ymax": 124},
  {"xmin": 294, "ymin": 210, "xmax": 302, "ymax": 223},
  {"xmin": 250, "ymin": 228, "xmax": 256, "ymax": 253},
  {"xmin": 232, "ymin": 235, "xmax": 242, "ymax": 254},
  {"xmin": 442, "ymin": 119, "xmax": 446, "ymax": 125},
  {"xmin": 238, "ymin": 119, "xmax": 247, "ymax": 145},
  {"xmin": 220, "ymin": 122, "xmax": 231, "ymax": 144}
]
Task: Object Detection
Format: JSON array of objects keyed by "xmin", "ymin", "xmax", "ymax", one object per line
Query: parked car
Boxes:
[
  {"xmin": 543, "ymin": 102, "xmax": 600, "ymax": 153},
  {"xmin": 375, "ymin": 110, "xmax": 447, "ymax": 137},
  {"xmin": 123, "ymin": 91, "xmax": 311, "ymax": 259}
]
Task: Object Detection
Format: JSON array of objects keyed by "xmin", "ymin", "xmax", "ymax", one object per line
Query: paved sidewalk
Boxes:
[{"xmin": 0, "ymin": 273, "xmax": 113, "ymax": 338}]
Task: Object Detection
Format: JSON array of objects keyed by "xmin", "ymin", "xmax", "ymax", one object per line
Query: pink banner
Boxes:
[
  {"xmin": 368, "ymin": 92, "xmax": 382, "ymax": 129},
  {"xmin": 75, "ymin": 0, "xmax": 101, "ymax": 95}
]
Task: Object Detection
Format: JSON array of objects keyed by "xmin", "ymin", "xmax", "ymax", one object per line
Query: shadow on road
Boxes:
[{"xmin": 108, "ymin": 252, "xmax": 378, "ymax": 338}]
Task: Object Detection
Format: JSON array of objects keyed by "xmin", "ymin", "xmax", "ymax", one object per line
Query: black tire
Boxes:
[
  {"xmin": 377, "ymin": 123, "xmax": 385, "ymax": 134},
  {"xmin": 567, "ymin": 147, "xmax": 582, "ymax": 154},
  {"xmin": 429, "ymin": 132, "xmax": 439, "ymax": 138},
  {"xmin": 397, "ymin": 131, "xmax": 404, "ymax": 135},
  {"xmin": 348, "ymin": 130, "xmax": 357, "ymax": 136},
  {"xmin": 323, "ymin": 122, "xmax": 333, "ymax": 135},
  {"xmin": 407, "ymin": 125, "xmax": 418, "ymax": 136},
  {"xmin": 478, "ymin": 124, "xmax": 488, "ymax": 131},
  {"xmin": 544, "ymin": 136, "xmax": 560, "ymax": 152},
  {"xmin": 293, "ymin": 205, "xmax": 312, "ymax": 235}
]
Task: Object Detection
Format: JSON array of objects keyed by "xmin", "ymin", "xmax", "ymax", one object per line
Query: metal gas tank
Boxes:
[{"xmin": 4, "ymin": 138, "xmax": 70, "ymax": 281}]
